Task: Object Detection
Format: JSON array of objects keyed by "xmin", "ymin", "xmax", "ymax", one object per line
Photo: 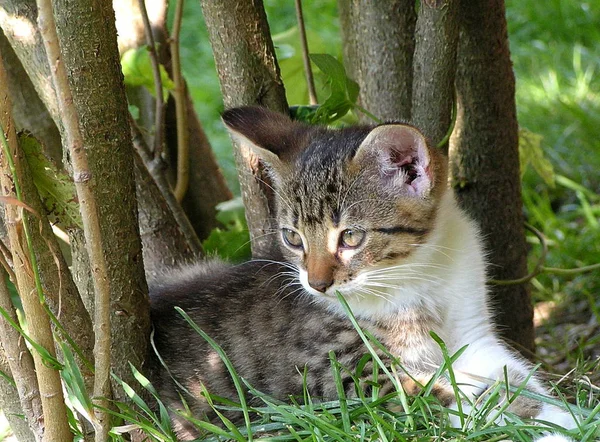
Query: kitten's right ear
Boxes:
[{"xmin": 222, "ymin": 106, "xmax": 308, "ymax": 168}]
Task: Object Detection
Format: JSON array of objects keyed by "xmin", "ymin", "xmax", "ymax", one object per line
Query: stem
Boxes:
[
  {"xmin": 294, "ymin": 0, "xmax": 317, "ymax": 105},
  {"xmin": 489, "ymin": 223, "xmax": 600, "ymax": 285},
  {"xmin": 542, "ymin": 262, "xmax": 600, "ymax": 276},
  {"xmin": 488, "ymin": 223, "xmax": 547, "ymax": 286},
  {"xmin": 354, "ymin": 104, "xmax": 382, "ymax": 124},
  {"xmin": 170, "ymin": 0, "xmax": 190, "ymax": 202},
  {"xmin": 0, "ymin": 239, "xmax": 16, "ymax": 283},
  {"xmin": 36, "ymin": 0, "xmax": 113, "ymax": 438},
  {"xmin": 0, "ymin": 269, "xmax": 42, "ymax": 441},
  {"xmin": 130, "ymin": 115, "xmax": 203, "ymax": 255},
  {"xmin": 138, "ymin": 0, "xmax": 165, "ymax": 160},
  {"xmin": 0, "ymin": 92, "xmax": 71, "ymax": 441}
]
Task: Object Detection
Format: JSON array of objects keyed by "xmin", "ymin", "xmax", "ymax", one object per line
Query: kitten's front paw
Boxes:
[
  {"xmin": 534, "ymin": 435, "xmax": 575, "ymax": 442},
  {"xmin": 400, "ymin": 376, "xmax": 455, "ymax": 406}
]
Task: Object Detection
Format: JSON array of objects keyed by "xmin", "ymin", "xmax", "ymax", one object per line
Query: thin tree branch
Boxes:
[
  {"xmin": 170, "ymin": 0, "xmax": 190, "ymax": 202},
  {"xmin": 36, "ymin": 0, "xmax": 112, "ymax": 438},
  {"xmin": 0, "ymin": 56, "xmax": 72, "ymax": 440},
  {"xmin": 130, "ymin": 115, "xmax": 203, "ymax": 257},
  {"xmin": 0, "ymin": 272, "xmax": 42, "ymax": 441},
  {"xmin": 294, "ymin": 0, "xmax": 317, "ymax": 105},
  {"xmin": 138, "ymin": 0, "xmax": 165, "ymax": 160},
  {"xmin": 0, "ymin": 238, "xmax": 15, "ymax": 283}
]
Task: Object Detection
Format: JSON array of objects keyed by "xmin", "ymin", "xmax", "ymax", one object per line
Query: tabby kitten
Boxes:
[{"xmin": 150, "ymin": 106, "xmax": 574, "ymax": 440}]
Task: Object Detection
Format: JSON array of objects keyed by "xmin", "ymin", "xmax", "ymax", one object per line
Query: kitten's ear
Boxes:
[
  {"xmin": 222, "ymin": 106, "xmax": 308, "ymax": 168},
  {"xmin": 353, "ymin": 124, "xmax": 435, "ymax": 198}
]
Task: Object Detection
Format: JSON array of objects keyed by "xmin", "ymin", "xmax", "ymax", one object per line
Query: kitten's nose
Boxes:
[{"xmin": 308, "ymin": 279, "xmax": 333, "ymax": 293}]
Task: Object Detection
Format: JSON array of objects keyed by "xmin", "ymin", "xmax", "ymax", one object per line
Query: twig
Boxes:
[
  {"xmin": 36, "ymin": 0, "xmax": 113, "ymax": 439},
  {"xmin": 138, "ymin": 0, "xmax": 165, "ymax": 160},
  {"xmin": 294, "ymin": 0, "xmax": 317, "ymax": 105},
  {"xmin": 0, "ymin": 238, "xmax": 15, "ymax": 283},
  {"xmin": 0, "ymin": 270, "xmax": 43, "ymax": 440},
  {"xmin": 436, "ymin": 87, "xmax": 457, "ymax": 150},
  {"xmin": 129, "ymin": 115, "xmax": 203, "ymax": 255},
  {"xmin": 489, "ymin": 223, "xmax": 547, "ymax": 286},
  {"xmin": 542, "ymin": 262, "xmax": 600, "ymax": 275},
  {"xmin": 170, "ymin": 0, "xmax": 190, "ymax": 202},
  {"xmin": 489, "ymin": 223, "xmax": 600, "ymax": 286}
]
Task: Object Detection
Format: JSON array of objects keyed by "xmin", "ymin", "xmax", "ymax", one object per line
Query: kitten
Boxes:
[{"xmin": 149, "ymin": 106, "xmax": 575, "ymax": 440}]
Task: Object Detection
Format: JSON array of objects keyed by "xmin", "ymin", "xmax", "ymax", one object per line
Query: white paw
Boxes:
[
  {"xmin": 533, "ymin": 434, "xmax": 574, "ymax": 442},
  {"xmin": 536, "ymin": 405, "xmax": 577, "ymax": 429}
]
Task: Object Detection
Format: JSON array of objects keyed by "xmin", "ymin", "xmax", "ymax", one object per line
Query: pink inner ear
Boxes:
[{"xmin": 377, "ymin": 128, "xmax": 432, "ymax": 197}]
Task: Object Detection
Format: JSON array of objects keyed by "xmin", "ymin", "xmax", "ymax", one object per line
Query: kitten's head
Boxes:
[{"xmin": 223, "ymin": 106, "xmax": 447, "ymax": 303}]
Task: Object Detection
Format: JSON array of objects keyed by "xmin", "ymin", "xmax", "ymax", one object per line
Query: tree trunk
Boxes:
[
  {"xmin": 0, "ymin": 350, "xmax": 35, "ymax": 441},
  {"xmin": 132, "ymin": 127, "xmax": 203, "ymax": 275},
  {"xmin": 51, "ymin": 0, "xmax": 151, "ymax": 387},
  {"xmin": 1, "ymin": 132, "xmax": 95, "ymax": 373},
  {"xmin": 338, "ymin": 0, "xmax": 416, "ymax": 122},
  {"xmin": 201, "ymin": 0, "xmax": 288, "ymax": 258},
  {"xmin": 0, "ymin": 30, "xmax": 62, "ymax": 164},
  {"xmin": 411, "ymin": 0, "xmax": 459, "ymax": 151},
  {"xmin": 450, "ymin": 0, "xmax": 533, "ymax": 352}
]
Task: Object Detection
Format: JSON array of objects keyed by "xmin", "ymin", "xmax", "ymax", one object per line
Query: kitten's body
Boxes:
[{"xmin": 150, "ymin": 107, "xmax": 574, "ymax": 440}]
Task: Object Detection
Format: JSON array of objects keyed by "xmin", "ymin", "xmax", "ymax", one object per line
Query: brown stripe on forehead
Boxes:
[
  {"xmin": 372, "ymin": 226, "xmax": 429, "ymax": 236},
  {"xmin": 382, "ymin": 250, "xmax": 411, "ymax": 260}
]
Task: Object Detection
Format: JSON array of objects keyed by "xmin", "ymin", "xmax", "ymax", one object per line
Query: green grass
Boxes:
[{"xmin": 115, "ymin": 303, "xmax": 598, "ymax": 441}]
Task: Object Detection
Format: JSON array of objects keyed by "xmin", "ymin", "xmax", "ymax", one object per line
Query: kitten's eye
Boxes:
[
  {"xmin": 282, "ymin": 228, "xmax": 303, "ymax": 249},
  {"xmin": 339, "ymin": 229, "xmax": 365, "ymax": 248}
]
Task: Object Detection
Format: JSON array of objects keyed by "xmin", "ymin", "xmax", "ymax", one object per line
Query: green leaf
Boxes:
[
  {"xmin": 310, "ymin": 54, "xmax": 348, "ymax": 88},
  {"xmin": 202, "ymin": 197, "xmax": 251, "ymax": 261},
  {"xmin": 60, "ymin": 341, "xmax": 95, "ymax": 425},
  {"xmin": 121, "ymin": 47, "xmax": 175, "ymax": 101},
  {"xmin": 19, "ymin": 132, "xmax": 83, "ymax": 230},
  {"xmin": 309, "ymin": 54, "xmax": 362, "ymax": 125},
  {"xmin": 128, "ymin": 104, "xmax": 140, "ymax": 120},
  {"xmin": 519, "ymin": 128, "xmax": 555, "ymax": 187}
]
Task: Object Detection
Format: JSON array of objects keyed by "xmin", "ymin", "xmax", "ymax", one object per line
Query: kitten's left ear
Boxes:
[
  {"xmin": 222, "ymin": 106, "xmax": 309, "ymax": 169},
  {"xmin": 353, "ymin": 124, "xmax": 434, "ymax": 198}
]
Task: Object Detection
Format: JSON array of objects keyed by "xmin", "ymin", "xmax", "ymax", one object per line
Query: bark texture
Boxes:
[
  {"xmin": 201, "ymin": 0, "xmax": 288, "ymax": 258},
  {"xmin": 1, "ymin": 56, "xmax": 72, "ymax": 440},
  {"xmin": 132, "ymin": 124, "xmax": 202, "ymax": 275},
  {"xmin": 411, "ymin": 0, "xmax": 459, "ymax": 150},
  {"xmin": 52, "ymin": 0, "xmax": 150, "ymax": 385},
  {"xmin": 0, "ymin": 279, "xmax": 40, "ymax": 442},
  {"xmin": 0, "ymin": 3, "xmax": 60, "ymax": 135},
  {"xmin": 0, "ymin": 30, "xmax": 62, "ymax": 163},
  {"xmin": 338, "ymin": 0, "xmax": 416, "ymax": 122},
  {"xmin": 0, "ymin": 355, "xmax": 35, "ymax": 442},
  {"xmin": 450, "ymin": 0, "xmax": 533, "ymax": 352}
]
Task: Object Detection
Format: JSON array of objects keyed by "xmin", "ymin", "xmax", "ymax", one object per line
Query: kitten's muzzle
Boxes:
[
  {"xmin": 308, "ymin": 278, "xmax": 333, "ymax": 293},
  {"xmin": 306, "ymin": 254, "xmax": 336, "ymax": 293}
]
